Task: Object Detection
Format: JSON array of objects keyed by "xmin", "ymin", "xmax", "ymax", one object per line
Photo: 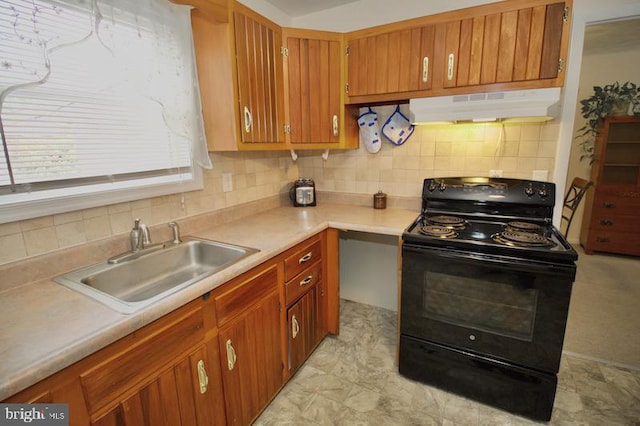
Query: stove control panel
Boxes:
[{"xmin": 422, "ymin": 177, "xmax": 556, "ymax": 208}]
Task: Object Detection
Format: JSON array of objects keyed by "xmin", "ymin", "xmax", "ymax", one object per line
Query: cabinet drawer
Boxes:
[
  {"xmin": 284, "ymin": 239, "xmax": 322, "ymax": 282},
  {"xmin": 585, "ymin": 231, "xmax": 640, "ymax": 256},
  {"xmin": 286, "ymin": 262, "xmax": 322, "ymax": 306},
  {"xmin": 592, "ymin": 194, "xmax": 640, "ymax": 216},
  {"xmin": 215, "ymin": 264, "xmax": 278, "ymax": 327},
  {"xmin": 589, "ymin": 214, "xmax": 639, "ymax": 233},
  {"xmin": 81, "ymin": 308, "xmax": 204, "ymax": 414}
]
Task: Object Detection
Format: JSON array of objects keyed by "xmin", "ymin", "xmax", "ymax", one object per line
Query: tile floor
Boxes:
[{"xmin": 255, "ymin": 299, "xmax": 640, "ymax": 425}]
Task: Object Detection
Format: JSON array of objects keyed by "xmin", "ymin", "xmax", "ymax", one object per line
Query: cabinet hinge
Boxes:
[
  {"xmin": 558, "ymin": 58, "xmax": 564, "ymax": 73},
  {"xmin": 345, "ymin": 45, "xmax": 350, "ymax": 55},
  {"xmin": 284, "ymin": 124, "xmax": 291, "ymax": 134},
  {"xmin": 281, "ymin": 46, "xmax": 289, "ymax": 57},
  {"xmin": 563, "ymin": 6, "xmax": 569, "ymax": 22},
  {"xmin": 345, "ymin": 83, "xmax": 349, "ymax": 94}
]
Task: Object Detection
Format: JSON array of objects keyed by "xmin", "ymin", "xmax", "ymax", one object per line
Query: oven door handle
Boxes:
[{"xmin": 402, "ymin": 244, "xmax": 575, "ymax": 275}]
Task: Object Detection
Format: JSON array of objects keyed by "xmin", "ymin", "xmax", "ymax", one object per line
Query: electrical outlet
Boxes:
[
  {"xmin": 489, "ymin": 170, "xmax": 503, "ymax": 177},
  {"xmin": 222, "ymin": 173, "xmax": 233, "ymax": 192},
  {"xmin": 532, "ymin": 170, "xmax": 548, "ymax": 181}
]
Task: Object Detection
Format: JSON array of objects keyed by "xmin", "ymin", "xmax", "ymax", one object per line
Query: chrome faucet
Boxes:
[
  {"xmin": 168, "ymin": 221, "xmax": 181, "ymax": 245},
  {"xmin": 130, "ymin": 218, "xmax": 154, "ymax": 252}
]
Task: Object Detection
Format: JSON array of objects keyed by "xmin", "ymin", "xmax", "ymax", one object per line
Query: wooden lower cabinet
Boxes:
[
  {"xmin": 91, "ymin": 339, "xmax": 225, "ymax": 426},
  {"xmin": 288, "ymin": 287, "xmax": 318, "ymax": 373},
  {"xmin": 218, "ymin": 291, "xmax": 283, "ymax": 425}
]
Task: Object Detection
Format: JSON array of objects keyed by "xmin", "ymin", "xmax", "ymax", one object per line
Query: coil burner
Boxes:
[
  {"xmin": 419, "ymin": 225, "xmax": 458, "ymax": 239},
  {"xmin": 493, "ymin": 230, "xmax": 556, "ymax": 248},
  {"xmin": 506, "ymin": 221, "xmax": 544, "ymax": 233},
  {"xmin": 426, "ymin": 215, "xmax": 468, "ymax": 230}
]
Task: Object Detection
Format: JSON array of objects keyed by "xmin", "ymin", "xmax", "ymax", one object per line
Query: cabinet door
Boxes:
[
  {"xmin": 91, "ymin": 341, "xmax": 225, "ymax": 426},
  {"xmin": 288, "ymin": 287, "xmax": 317, "ymax": 373},
  {"xmin": 284, "ymin": 31, "xmax": 342, "ymax": 145},
  {"xmin": 446, "ymin": 2, "xmax": 567, "ymax": 88},
  {"xmin": 219, "ymin": 290, "xmax": 283, "ymax": 425},
  {"xmin": 234, "ymin": 7, "xmax": 284, "ymax": 145},
  {"xmin": 346, "ymin": 25, "xmax": 434, "ymax": 97}
]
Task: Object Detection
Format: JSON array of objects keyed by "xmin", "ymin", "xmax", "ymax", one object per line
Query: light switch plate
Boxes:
[{"xmin": 222, "ymin": 173, "xmax": 233, "ymax": 192}]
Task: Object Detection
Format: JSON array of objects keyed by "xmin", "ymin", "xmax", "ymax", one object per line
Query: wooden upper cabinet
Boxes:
[
  {"xmin": 346, "ymin": 24, "xmax": 435, "ymax": 97},
  {"xmin": 283, "ymin": 29, "xmax": 343, "ymax": 146},
  {"xmin": 234, "ymin": 6, "xmax": 285, "ymax": 145},
  {"xmin": 345, "ymin": 0, "xmax": 570, "ymax": 103},
  {"xmin": 191, "ymin": 2, "xmax": 285, "ymax": 151}
]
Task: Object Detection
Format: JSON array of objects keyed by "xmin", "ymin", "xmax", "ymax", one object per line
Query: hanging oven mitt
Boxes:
[
  {"xmin": 382, "ymin": 105, "xmax": 415, "ymax": 146},
  {"xmin": 358, "ymin": 107, "xmax": 381, "ymax": 154}
]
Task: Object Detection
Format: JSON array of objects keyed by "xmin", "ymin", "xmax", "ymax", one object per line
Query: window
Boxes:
[{"xmin": 0, "ymin": 0, "xmax": 210, "ymax": 223}]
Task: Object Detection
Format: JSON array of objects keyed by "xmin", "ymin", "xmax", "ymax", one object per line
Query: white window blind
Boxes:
[{"xmin": 0, "ymin": 0, "xmax": 210, "ymax": 223}]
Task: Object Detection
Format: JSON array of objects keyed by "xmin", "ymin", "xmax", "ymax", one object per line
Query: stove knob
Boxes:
[
  {"xmin": 438, "ymin": 182, "xmax": 446, "ymax": 192},
  {"xmin": 428, "ymin": 181, "xmax": 438, "ymax": 192},
  {"xmin": 538, "ymin": 185, "xmax": 549, "ymax": 198},
  {"xmin": 524, "ymin": 183, "xmax": 535, "ymax": 197}
]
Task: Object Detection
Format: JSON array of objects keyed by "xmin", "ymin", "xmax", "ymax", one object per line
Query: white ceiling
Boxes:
[{"xmin": 263, "ymin": 0, "xmax": 358, "ymax": 17}]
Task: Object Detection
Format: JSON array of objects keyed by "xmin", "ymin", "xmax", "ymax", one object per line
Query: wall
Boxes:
[
  {"xmin": 0, "ymin": 151, "xmax": 297, "ymax": 266},
  {"xmin": 298, "ymin": 105, "xmax": 560, "ymax": 198},
  {"xmin": 564, "ymin": 40, "xmax": 640, "ymax": 243}
]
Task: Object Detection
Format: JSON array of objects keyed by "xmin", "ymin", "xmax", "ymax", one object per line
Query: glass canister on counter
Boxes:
[{"xmin": 373, "ymin": 190, "xmax": 387, "ymax": 209}]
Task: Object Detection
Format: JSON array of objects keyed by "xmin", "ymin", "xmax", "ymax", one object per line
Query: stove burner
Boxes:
[
  {"xmin": 426, "ymin": 215, "xmax": 467, "ymax": 230},
  {"xmin": 419, "ymin": 225, "xmax": 458, "ymax": 239},
  {"xmin": 506, "ymin": 221, "xmax": 543, "ymax": 233},
  {"xmin": 493, "ymin": 231, "xmax": 556, "ymax": 248}
]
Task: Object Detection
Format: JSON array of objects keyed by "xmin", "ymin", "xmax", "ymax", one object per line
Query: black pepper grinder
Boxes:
[{"xmin": 373, "ymin": 190, "xmax": 387, "ymax": 209}]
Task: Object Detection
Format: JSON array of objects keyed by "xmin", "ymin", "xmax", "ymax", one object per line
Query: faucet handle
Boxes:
[{"xmin": 169, "ymin": 222, "xmax": 181, "ymax": 244}]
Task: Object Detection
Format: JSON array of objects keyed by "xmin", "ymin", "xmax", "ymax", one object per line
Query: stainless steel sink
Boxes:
[{"xmin": 55, "ymin": 237, "xmax": 259, "ymax": 313}]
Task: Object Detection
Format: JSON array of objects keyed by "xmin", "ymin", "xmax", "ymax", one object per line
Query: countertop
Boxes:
[{"xmin": 0, "ymin": 203, "xmax": 416, "ymax": 400}]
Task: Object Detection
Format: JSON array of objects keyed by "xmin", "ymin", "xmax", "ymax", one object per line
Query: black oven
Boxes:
[
  {"xmin": 401, "ymin": 244, "xmax": 574, "ymax": 373},
  {"xmin": 399, "ymin": 177, "xmax": 577, "ymax": 422}
]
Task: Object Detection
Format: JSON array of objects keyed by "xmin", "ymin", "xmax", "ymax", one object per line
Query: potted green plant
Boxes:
[{"xmin": 577, "ymin": 81, "xmax": 640, "ymax": 162}]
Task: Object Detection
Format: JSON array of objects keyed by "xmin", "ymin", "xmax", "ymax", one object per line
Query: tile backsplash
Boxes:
[
  {"xmin": 297, "ymin": 105, "xmax": 559, "ymax": 198},
  {"xmin": 0, "ymin": 105, "xmax": 560, "ymax": 266}
]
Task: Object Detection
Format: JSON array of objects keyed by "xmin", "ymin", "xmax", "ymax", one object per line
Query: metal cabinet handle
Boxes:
[
  {"xmin": 596, "ymin": 237, "xmax": 610, "ymax": 243},
  {"xmin": 599, "ymin": 219, "xmax": 613, "ymax": 226},
  {"xmin": 298, "ymin": 252, "xmax": 312, "ymax": 264},
  {"xmin": 299, "ymin": 276, "xmax": 313, "ymax": 287},
  {"xmin": 447, "ymin": 53, "xmax": 455, "ymax": 81},
  {"xmin": 332, "ymin": 115, "xmax": 339, "ymax": 136},
  {"xmin": 226, "ymin": 339, "xmax": 237, "ymax": 371},
  {"xmin": 602, "ymin": 202, "xmax": 616, "ymax": 208},
  {"xmin": 243, "ymin": 106, "xmax": 252, "ymax": 133},
  {"xmin": 197, "ymin": 359, "xmax": 208, "ymax": 394},
  {"xmin": 422, "ymin": 56, "xmax": 429, "ymax": 83},
  {"xmin": 292, "ymin": 315, "xmax": 299, "ymax": 339}
]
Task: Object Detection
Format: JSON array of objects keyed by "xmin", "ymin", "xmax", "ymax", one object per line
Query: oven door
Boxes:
[{"xmin": 400, "ymin": 243, "xmax": 575, "ymax": 374}]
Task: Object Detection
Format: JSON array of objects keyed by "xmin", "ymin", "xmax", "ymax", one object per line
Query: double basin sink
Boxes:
[{"xmin": 55, "ymin": 237, "xmax": 259, "ymax": 314}]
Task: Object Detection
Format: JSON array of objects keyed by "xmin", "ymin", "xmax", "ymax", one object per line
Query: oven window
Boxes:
[{"xmin": 423, "ymin": 271, "xmax": 538, "ymax": 341}]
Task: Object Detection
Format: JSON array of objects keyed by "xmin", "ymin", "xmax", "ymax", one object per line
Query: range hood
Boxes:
[{"xmin": 409, "ymin": 87, "xmax": 561, "ymax": 124}]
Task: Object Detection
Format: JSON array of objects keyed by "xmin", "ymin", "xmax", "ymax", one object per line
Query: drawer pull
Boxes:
[
  {"xmin": 298, "ymin": 252, "xmax": 313, "ymax": 264},
  {"xmin": 299, "ymin": 276, "xmax": 313, "ymax": 287},
  {"xmin": 422, "ymin": 56, "xmax": 429, "ymax": 82},
  {"xmin": 226, "ymin": 339, "xmax": 237, "ymax": 371},
  {"xmin": 292, "ymin": 315, "xmax": 299, "ymax": 339},
  {"xmin": 602, "ymin": 202, "xmax": 616, "ymax": 208},
  {"xmin": 599, "ymin": 219, "xmax": 613, "ymax": 226},
  {"xmin": 332, "ymin": 114, "xmax": 339, "ymax": 136},
  {"xmin": 596, "ymin": 237, "xmax": 610, "ymax": 243},
  {"xmin": 243, "ymin": 106, "xmax": 253, "ymax": 133},
  {"xmin": 447, "ymin": 53, "xmax": 455, "ymax": 80},
  {"xmin": 197, "ymin": 360, "xmax": 208, "ymax": 394}
]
